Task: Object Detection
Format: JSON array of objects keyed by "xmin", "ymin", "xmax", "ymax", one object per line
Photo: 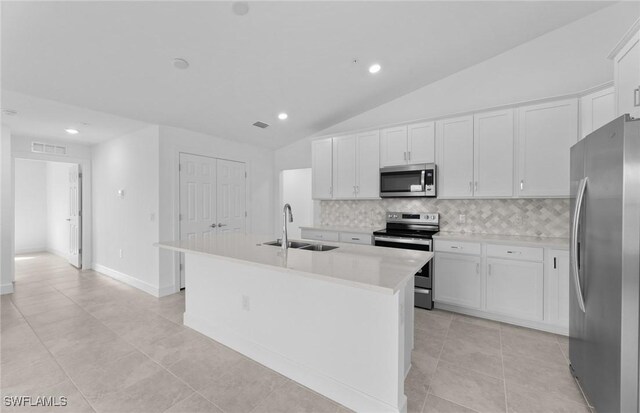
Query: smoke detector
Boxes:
[{"xmin": 232, "ymin": 1, "xmax": 250, "ymax": 16}]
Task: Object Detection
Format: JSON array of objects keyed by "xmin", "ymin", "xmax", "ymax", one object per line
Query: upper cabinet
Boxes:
[
  {"xmin": 436, "ymin": 116, "xmax": 474, "ymax": 198},
  {"xmin": 580, "ymin": 87, "xmax": 615, "ymax": 139},
  {"xmin": 380, "ymin": 122, "xmax": 435, "ymax": 167},
  {"xmin": 611, "ymin": 20, "xmax": 640, "ymax": 119},
  {"xmin": 311, "ymin": 138, "xmax": 333, "ymax": 200},
  {"xmin": 473, "ymin": 109, "xmax": 514, "ymax": 197},
  {"xmin": 312, "ymin": 131, "xmax": 380, "ymax": 200},
  {"xmin": 517, "ymin": 98, "xmax": 578, "ymax": 197}
]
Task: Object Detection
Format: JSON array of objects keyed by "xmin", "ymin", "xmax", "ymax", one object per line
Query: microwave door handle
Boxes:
[{"xmin": 421, "ymin": 170, "xmax": 425, "ymax": 190}]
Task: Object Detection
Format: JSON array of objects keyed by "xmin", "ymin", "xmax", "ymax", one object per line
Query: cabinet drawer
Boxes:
[
  {"xmin": 434, "ymin": 240, "xmax": 481, "ymax": 255},
  {"xmin": 486, "ymin": 244, "xmax": 543, "ymax": 261},
  {"xmin": 339, "ymin": 232, "xmax": 372, "ymax": 245},
  {"xmin": 301, "ymin": 229, "xmax": 339, "ymax": 242}
]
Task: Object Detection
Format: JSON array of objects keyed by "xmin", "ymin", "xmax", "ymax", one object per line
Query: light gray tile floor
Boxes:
[{"xmin": 1, "ymin": 253, "xmax": 588, "ymax": 412}]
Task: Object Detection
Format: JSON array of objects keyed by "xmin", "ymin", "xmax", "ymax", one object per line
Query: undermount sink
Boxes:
[
  {"xmin": 263, "ymin": 240, "xmax": 312, "ymax": 249},
  {"xmin": 263, "ymin": 240, "xmax": 338, "ymax": 252},
  {"xmin": 299, "ymin": 244, "xmax": 339, "ymax": 252}
]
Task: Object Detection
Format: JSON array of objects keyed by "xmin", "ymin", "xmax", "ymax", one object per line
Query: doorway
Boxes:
[
  {"xmin": 178, "ymin": 153, "xmax": 246, "ymax": 288},
  {"xmin": 14, "ymin": 158, "xmax": 82, "ymax": 268}
]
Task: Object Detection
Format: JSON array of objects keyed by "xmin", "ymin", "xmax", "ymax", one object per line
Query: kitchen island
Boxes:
[{"xmin": 156, "ymin": 233, "xmax": 432, "ymax": 413}]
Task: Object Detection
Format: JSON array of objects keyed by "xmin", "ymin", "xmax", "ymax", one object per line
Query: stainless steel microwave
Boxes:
[{"xmin": 379, "ymin": 163, "xmax": 437, "ymax": 198}]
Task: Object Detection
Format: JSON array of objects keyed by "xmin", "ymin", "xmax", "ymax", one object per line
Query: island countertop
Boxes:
[{"xmin": 156, "ymin": 233, "xmax": 432, "ymax": 295}]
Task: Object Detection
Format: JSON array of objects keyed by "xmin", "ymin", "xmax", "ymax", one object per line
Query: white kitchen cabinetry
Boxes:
[
  {"xmin": 486, "ymin": 257, "xmax": 544, "ymax": 322},
  {"xmin": 436, "ymin": 116, "xmax": 474, "ymax": 197},
  {"xmin": 312, "ymin": 138, "xmax": 333, "ymax": 200},
  {"xmin": 301, "ymin": 228, "xmax": 372, "ymax": 245},
  {"xmin": 517, "ymin": 98, "xmax": 578, "ymax": 197},
  {"xmin": 380, "ymin": 122, "xmax": 435, "ymax": 167},
  {"xmin": 332, "ymin": 132, "xmax": 379, "ymax": 199},
  {"xmin": 434, "ymin": 251, "xmax": 482, "ymax": 309},
  {"xmin": 580, "ymin": 87, "xmax": 615, "ymax": 139},
  {"xmin": 545, "ymin": 249, "xmax": 570, "ymax": 329},
  {"xmin": 611, "ymin": 20, "xmax": 640, "ymax": 119},
  {"xmin": 332, "ymin": 135, "xmax": 357, "ymax": 199},
  {"xmin": 356, "ymin": 131, "xmax": 381, "ymax": 198},
  {"xmin": 473, "ymin": 109, "xmax": 514, "ymax": 197}
]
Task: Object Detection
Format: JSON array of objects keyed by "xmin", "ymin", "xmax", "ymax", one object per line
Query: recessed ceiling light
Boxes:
[
  {"xmin": 368, "ymin": 63, "xmax": 381, "ymax": 74},
  {"xmin": 173, "ymin": 58, "xmax": 190, "ymax": 70},
  {"xmin": 278, "ymin": 113, "xmax": 288, "ymax": 120},
  {"xmin": 65, "ymin": 128, "xmax": 79, "ymax": 135},
  {"xmin": 232, "ymin": 1, "xmax": 250, "ymax": 16},
  {"xmin": 1, "ymin": 109, "xmax": 17, "ymax": 116}
]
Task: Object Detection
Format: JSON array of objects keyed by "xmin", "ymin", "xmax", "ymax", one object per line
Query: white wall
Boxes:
[
  {"xmin": 14, "ymin": 159, "xmax": 47, "ymax": 253},
  {"xmin": 1, "ymin": 125, "xmax": 15, "ymax": 294},
  {"xmin": 46, "ymin": 162, "xmax": 71, "ymax": 257},
  {"xmin": 158, "ymin": 125, "xmax": 275, "ymax": 293},
  {"xmin": 92, "ymin": 125, "xmax": 161, "ymax": 295},
  {"xmin": 12, "ymin": 135, "xmax": 93, "ymax": 268},
  {"xmin": 315, "ymin": 2, "xmax": 639, "ymax": 136},
  {"xmin": 280, "ymin": 168, "xmax": 313, "ymax": 239}
]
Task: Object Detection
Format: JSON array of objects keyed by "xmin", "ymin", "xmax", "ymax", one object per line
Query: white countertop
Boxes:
[
  {"xmin": 156, "ymin": 233, "xmax": 432, "ymax": 295},
  {"xmin": 433, "ymin": 231, "xmax": 569, "ymax": 249},
  {"xmin": 299, "ymin": 225, "xmax": 383, "ymax": 234}
]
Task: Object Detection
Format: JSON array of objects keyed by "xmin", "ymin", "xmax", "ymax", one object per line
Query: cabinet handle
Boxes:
[
  {"xmin": 476, "ymin": 263, "xmax": 480, "ymax": 274},
  {"xmin": 329, "ymin": 186, "xmax": 332, "ymax": 195},
  {"xmin": 488, "ymin": 264, "xmax": 492, "ymax": 275},
  {"xmin": 520, "ymin": 180, "xmax": 524, "ymax": 191},
  {"xmin": 554, "ymin": 257, "xmax": 557, "ymax": 269},
  {"xmin": 356, "ymin": 185, "xmax": 359, "ymax": 194},
  {"xmin": 469, "ymin": 181, "xmax": 472, "ymax": 194},
  {"xmin": 408, "ymin": 151, "xmax": 411, "ymax": 161},
  {"xmin": 351, "ymin": 237, "xmax": 360, "ymax": 241},
  {"xmin": 635, "ymin": 87, "xmax": 640, "ymax": 107},
  {"xmin": 506, "ymin": 250, "xmax": 521, "ymax": 254},
  {"xmin": 474, "ymin": 181, "xmax": 478, "ymax": 192},
  {"xmin": 450, "ymin": 246, "xmax": 462, "ymax": 249}
]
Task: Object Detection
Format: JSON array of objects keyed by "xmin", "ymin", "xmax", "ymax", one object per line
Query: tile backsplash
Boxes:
[{"xmin": 320, "ymin": 198, "xmax": 570, "ymax": 238}]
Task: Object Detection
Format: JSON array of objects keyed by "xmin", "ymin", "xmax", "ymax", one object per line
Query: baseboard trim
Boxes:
[
  {"xmin": 434, "ymin": 302, "xmax": 569, "ymax": 336},
  {"xmin": 15, "ymin": 247, "xmax": 46, "ymax": 254},
  {"xmin": 45, "ymin": 247, "xmax": 68, "ymax": 260},
  {"xmin": 0, "ymin": 282, "xmax": 15, "ymax": 295},
  {"xmin": 92, "ymin": 263, "xmax": 161, "ymax": 298},
  {"xmin": 184, "ymin": 312, "xmax": 404, "ymax": 413}
]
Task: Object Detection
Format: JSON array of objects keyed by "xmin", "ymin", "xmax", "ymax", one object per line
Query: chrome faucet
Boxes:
[{"xmin": 282, "ymin": 203, "xmax": 293, "ymax": 250}]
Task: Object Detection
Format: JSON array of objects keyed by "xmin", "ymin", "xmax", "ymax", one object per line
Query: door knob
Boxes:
[{"xmin": 65, "ymin": 218, "xmax": 71, "ymax": 221}]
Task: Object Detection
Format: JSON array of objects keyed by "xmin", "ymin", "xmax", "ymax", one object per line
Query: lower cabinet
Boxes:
[
  {"xmin": 545, "ymin": 249, "xmax": 570, "ymax": 328},
  {"xmin": 486, "ymin": 258, "xmax": 544, "ymax": 321},
  {"xmin": 434, "ymin": 252, "xmax": 482, "ymax": 309},
  {"xmin": 301, "ymin": 228, "xmax": 372, "ymax": 245}
]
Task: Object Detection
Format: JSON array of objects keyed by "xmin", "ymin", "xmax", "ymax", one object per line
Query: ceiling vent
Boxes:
[
  {"xmin": 32, "ymin": 141, "xmax": 67, "ymax": 155},
  {"xmin": 252, "ymin": 121, "xmax": 269, "ymax": 129}
]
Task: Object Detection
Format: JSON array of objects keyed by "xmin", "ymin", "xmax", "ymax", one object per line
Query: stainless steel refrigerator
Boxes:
[{"xmin": 570, "ymin": 114, "xmax": 640, "ymax": 413}]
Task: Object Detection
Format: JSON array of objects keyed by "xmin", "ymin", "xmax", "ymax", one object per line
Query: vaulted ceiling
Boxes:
[{"xmin": 1, "ymin": 1, "xmax": 612, "ymax": 148}]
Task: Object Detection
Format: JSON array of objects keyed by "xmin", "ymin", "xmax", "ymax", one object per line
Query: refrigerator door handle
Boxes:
[{"xmin": 571, "ymin": 177, "xmax": 588, "ymax": 313}]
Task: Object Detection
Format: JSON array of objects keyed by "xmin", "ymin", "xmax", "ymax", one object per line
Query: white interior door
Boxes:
[
  {"xmin": 67, "ymin": 164, "xmax": 82, "ymax": 268},
  {"xmin": 179, "ymin": 153, "xmax": 217, "ymax": 288},
  {"xmin": 216, "ymin": 159, "xmax": 246, "ymax": 233}
]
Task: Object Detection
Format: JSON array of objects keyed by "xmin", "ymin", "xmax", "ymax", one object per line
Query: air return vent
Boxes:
[{"xmin": 252, "ymin": 121, "xmax": 269, "ymax": 129}]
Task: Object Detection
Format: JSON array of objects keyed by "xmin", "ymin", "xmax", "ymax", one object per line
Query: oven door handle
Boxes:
[{"xmin": 374, "ymin": 236, "xmax": 432, "ymax": 246}]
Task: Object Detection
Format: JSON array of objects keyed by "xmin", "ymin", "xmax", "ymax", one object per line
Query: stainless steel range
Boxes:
[{"xmin": 373, "ymin": 212, "xmax": 439, "ymax": 310}]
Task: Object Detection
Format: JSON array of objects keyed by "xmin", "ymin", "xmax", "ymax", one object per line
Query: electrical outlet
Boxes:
[
  {"xmin": 119, "ymin": 249, "xmax": 123, "ymax": 258},
  {"xmin": 458, "ymin": 214, "xmax": 466, "ymax": 224},
  {"xmin": 242, "ymin": 295, "xmax": 250, "ymax": 311}
]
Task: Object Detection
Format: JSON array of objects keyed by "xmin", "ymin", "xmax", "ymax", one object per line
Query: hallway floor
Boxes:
[{"xmin": 1, "ymin": 253, "xmax": 588, "ymax": 412}]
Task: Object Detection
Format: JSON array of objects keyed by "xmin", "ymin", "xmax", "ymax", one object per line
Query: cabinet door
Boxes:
[
  {"xmin": 545, "ymin": 250, "xmax": 570, "ymax": 328},
  {"xmin": 436, "ymin": 116, "xmax": 474, "ymax": 198},
  {"xmin": 332, "ymin": 135, "xmax": 357, "ymax": 199},
  {"xmin": 380, "ymin": 126, "xmax": 408, "ymax": 167},
  {"xmin": 580, "ymin": 87, "xmax": 615, "ymax": 139},
  {"xmin": 486, "ymin": 258, "xmax": 544, "ymax": 321},
  {"xmin": 434, "ymin": 252, "xmax": 481, "ymax": 309},
  {"xmin": 517, "ymin": 98, "xmax": 578, "ymax": 197},
  {"xmin": 311, "ymin": 138, "xmax": 333, "ymax": 199},
  {"xmin": 614, "ymin": 31, "xmax": 640, "ymax": 118},
  {"xmin": 407, "ymin": 122, "xmax": 435, "ymax": 164},
  {"xmin": 356, "ymin": 131, "xmax": 380, "ymax": 198},
  {"xmin": 473, "ymin": 109, "xmax": 514, "ymax": 197}
]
